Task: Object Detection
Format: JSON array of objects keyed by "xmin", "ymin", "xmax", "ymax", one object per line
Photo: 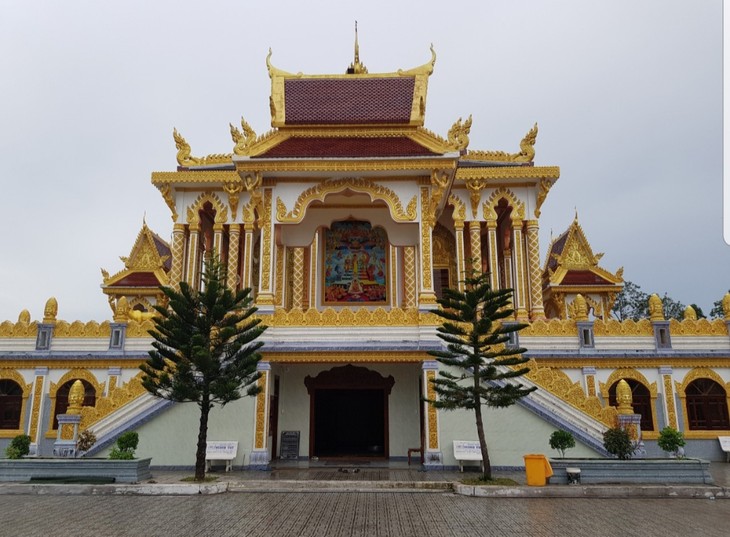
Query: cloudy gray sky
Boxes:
[{"xmin": 0, "ymin": 0, "xmax": 725, "ymax": 322}]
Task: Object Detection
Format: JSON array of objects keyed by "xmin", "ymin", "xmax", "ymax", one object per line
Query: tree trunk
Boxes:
[
  {"xmin": 474, "ymin": 392, "xmax": 492, "ymax": 481},
  {"xmin": 195, "ymin": 395, "xmax": 211, "ymax": 481}
]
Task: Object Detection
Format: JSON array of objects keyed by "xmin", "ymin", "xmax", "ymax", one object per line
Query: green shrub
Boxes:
[
  {"xmin": 657, "ymin": 426, "xmax": 686, "ymax": 457},
  {"xmin": 109, "ymin": 447, "xmax": 135, "ymax": 460},
  {"xmin": 603, "ymin": 427, "xmax": 633, "ymax": 460},
  {"xmin": 5, "ymin": 434, "xmax": 31, "ymax": 459},
  {"xmin": 109, "ymin": 431, "xmax": 139, "ymax": 460},
  {"xmin": 549, "ymin": 430, "xmax": 576, "ymax": 458}
]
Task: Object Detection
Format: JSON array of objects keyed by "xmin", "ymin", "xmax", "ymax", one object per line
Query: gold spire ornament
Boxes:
[
  {"xmin": 648, "ymin": 294, "xmax": 664, "ymax": 321},
  {"xmin": 66, "ymin": 380, "xmax": 85, "ymax": 414},
  {"xmin": 347, "ymin": 21, "xmax": 368, "ymax": 74},
  {"xmin": 43, "ymin": 297, "xmax": 58, "ymax": 324},
  {"xmin": 615, "ymin": 379, "xmax": 634, "ymax": 415}
]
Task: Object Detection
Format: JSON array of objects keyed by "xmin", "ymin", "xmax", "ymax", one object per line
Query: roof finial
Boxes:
[
  {"xmin": 347, "ymin": 21, "xmax": 368, "ymax": 74},
  {"xmin": 574, "ymin": 207, "xmax": 579, "ymax": 221}
]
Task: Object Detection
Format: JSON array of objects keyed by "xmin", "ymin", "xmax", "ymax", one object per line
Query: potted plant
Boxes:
[
  {"xmin": 549, "ymin": 430, "xmax": 575, "ymax": 458},
  {"xmin": 657, "ymin": 426, "xmax": 686, "ymax": 458}
]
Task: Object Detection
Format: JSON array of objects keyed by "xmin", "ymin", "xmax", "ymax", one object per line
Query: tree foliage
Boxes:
[
  {"xmin": 140, "ymin": 255, "xmax": 266, "ymax": 481},
  {"xmin": 549, "ymin": 430, "xmax": 576, "ymax": 458},
  {"xmin": 611, "ymin": 280, "xmax": 686, "ymax": 321},
  {"xmin": 710, "ymin": 291, "xmax": 729, "ymax": 319},
  {"xmin": 426, "ymin": 271, "xmax": 536, "ymax": 481}
]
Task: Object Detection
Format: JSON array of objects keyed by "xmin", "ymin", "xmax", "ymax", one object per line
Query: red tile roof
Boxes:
[
  {"xmin": 110, "ymin": 272, "xmax": 162, "ymax": 287},
  {"xmin": 254, "ymin": 136, "xmax": 438, "ymax": 158},
  {"xmin": 560, "ymin": 270, "xmax": 613, "ymax": 286},
  {"xmin": 284, "ymin": 78, "xmax": 415, "ymax": 125}
]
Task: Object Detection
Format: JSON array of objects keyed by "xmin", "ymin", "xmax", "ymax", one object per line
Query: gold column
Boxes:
[
  {"xmin": 227, "ymin": 224, "xmax": 241, "ymax": 292},
  {"xmin": 256, "ymin": 189, "xmax": 275, "ymax": 307},
  {"xmin": 486, "ymin": 220, "xmax": 499, "ymax": 290},
  {"xmin": 422, "ymin": 361, "xmax": 442, "ymax": 465},
  {"xmin": 661, "ymin": 367, "xmax": 678, "ymax": 429},
  {"xmin": 582, "ymin": 367, "xmax": 597, "ymax": 397},
  {"xmin": 503, "ymin": 249, "xmax": 513, "ymax": 289},
  {"xmin": 274, "ymin": 243, "xmax": 285, "ymax": 307},
  {"xmin": 241, "ymin": 223, "xmax": 255, "ymax": 290},
  {"xmin": 185, "ymin": 224, "xmax": 200, "ymax": 288},
  {"xmin": 389, "ymin": 245, "xmax": 399, "ymax": 307},
  {"xmin": 511, "ymin": 217, "xmax": 529, "ymax": 321},
  {"xmin": 28, "ymin": 368, "xmax": 48, "ymax": 450},
  {"xmin": 468, "ymin": 220, "xmax": 482, "ymax": 276},
  {"xmin": 169, "ymin": 223, "xmax": 186, "ymax": 288},
  {"xmin": 291, "ymin": 247, "xmax": 305, "ymax": 310},
  {"xmin": 454, "ymin": 221, "xmax": 465, "ymax": 291},
  {"xmin": 213, "ymin": 223, "xmax": 224, "ymax": 259},
  {"xmin": 308, "ymin": 232, "xmax": 318, "ymax": 309},
  {"xmin": 403, "ymin": 245, "xmax": 417, "ymax": 309},
  {"xmin": 250, "ymin": 362, "xmax": 271, "ymax": 466},
  {"xmin": 418, "ymin": 186, "xmax": 437, "ymax": 306},
  {"xmin": 525, "ymin": 220, "xmax": 545, "ymax": 320}
]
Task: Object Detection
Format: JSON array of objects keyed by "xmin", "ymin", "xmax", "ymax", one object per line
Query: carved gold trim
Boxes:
[
  {"xmin": 47, "ymin": 370, "xmax": 105, "ymax": 436},
  {"xmin": 520, "ymin": 319, "xmax": 577, "ymax": 336},
  {"xmin": 152, "ymin": 171, "xmax": 240, "ymax": 186},
  {"xmin": 456, "ymin": 166, "xmax": 560, "ymax": 181},
  {"xmin": 173, "ymin": 128, "xmax": 232, "ymax": 167},
  {"xmin": 668, "ymin": 318, "xmax": 728, "ymax": 336},
  {"xmin": 675, "ymin": 368, "xmax": 730, "ymax": 435},
  {"xmin": 254, "ymin": 372, "xmax": 268, "ymax": 450},
  {"xmin": 186, "ymin": 192, "xmax": 229, "ymax": 224},
  {"xmin": 599, "ymin": 369, "xmax": 659, "ymax": 431},
  {"xmin": 523, "ymin": 359, "xmax": 617, "ymax": 427},
  {"xmin": 0, "ymin": 320, "xmax": 38, "ymax": 338},
  {"xmin": 483, "ymin": 187, "xmax": 525, "ymax": 221},
  {"xmin": 592, "ymin": 319, "xmax": 654, "ymax": 336},
  {"xmin": 267, "ymin": 307, "xmax": 427, "ymax": 327},
  {"xmin": 78, "ymin": 373, "xmax": 148, "ymax": 432},
  {"xmin": 235, "ymin": 158, "xmax": 454, "ymax": 174},
  {"xmin": 260, "ymin": 189, "xmax": 273, "ymax": 291},
  {"xmin": 263, "ymin": 352, "xmax": 429, "ymax": 363},
  {"xmin": 663, "ymin": 374, "xmax": 678, "ymax": 429},
  {"xmin": 466, "ymin": 123, "xmax": 538, "ymax": 163},
  {"xmin": 276, "ymin": 178, "xmax": 417, "ymax": 224},
  {"xmin": 426, "ymin": 370, "xmax": 439, "ymax": 450},
  {"xmin": 28, "ymin": 375, "xmax": 45, "ymax": 443},
  {"xmin": 52, "ymin": 320, "xmax": 112, "ymax": 338},
  {"xmin": 0, "ymin": 370, "xmax": 32, "ymax": 439}
]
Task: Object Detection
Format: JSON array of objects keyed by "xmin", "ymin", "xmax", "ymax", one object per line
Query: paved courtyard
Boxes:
[{"xmin": 2, "ymin": 492, "xmax": 729, "ymax": 537}]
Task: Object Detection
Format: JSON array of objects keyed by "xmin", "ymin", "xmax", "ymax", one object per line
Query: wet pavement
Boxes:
[{"xmin": 1, "ymin": 461, "xmax": 729, "ymax": 536}]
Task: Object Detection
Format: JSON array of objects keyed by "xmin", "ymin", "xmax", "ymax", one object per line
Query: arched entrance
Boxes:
[{"xmin": 304, "ymin": 364, "xmax": 395, "ymax": 458}]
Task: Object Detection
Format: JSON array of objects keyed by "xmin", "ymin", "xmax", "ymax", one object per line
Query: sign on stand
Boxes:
[{"xmin": 280, "ymin": 431, "xmax": 300, "ymax": 460}]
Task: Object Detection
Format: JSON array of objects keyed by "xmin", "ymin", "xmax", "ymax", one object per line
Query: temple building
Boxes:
[{"xmin": 1, "ymin": 42, "xmax": 730, "ymax": 469}]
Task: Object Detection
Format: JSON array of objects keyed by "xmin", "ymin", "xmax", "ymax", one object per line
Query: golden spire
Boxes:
[{"xmin": 347, "ymin": 21, "xmax": 368, "ymax": 74}]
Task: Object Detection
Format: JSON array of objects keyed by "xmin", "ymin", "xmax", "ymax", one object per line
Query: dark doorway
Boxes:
[
  {"xmin": 313, "ymin": 389, "xmax": 385, "ymax": 457},
  {"xmin": 305, "ymin": 364, "xmax": 395, "ymax": 459}
]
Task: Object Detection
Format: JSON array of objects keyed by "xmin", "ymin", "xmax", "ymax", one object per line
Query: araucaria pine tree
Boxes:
[
  {"xmin": 141, "ymin": 254, "xmax": 266, "ymax": 481},
  {"xmin": 427, "ymin": 271, "xmax": 536, "ymax": 481}
]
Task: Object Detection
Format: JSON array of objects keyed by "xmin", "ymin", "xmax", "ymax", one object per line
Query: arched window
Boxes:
[
  {"xmin": 686, "ymin": 378, "xmax": 730, "ymax": 430},
  {"xmin": 0, "ymin": 380, "xmax": 23, "ymax": 430},
  {"xmin": 608, "ymin": 379, "xmax": 654, "ymax": 431},
  {"xmin": 53, "ymin": 380, "xmax": 96, "ymax": 429}
]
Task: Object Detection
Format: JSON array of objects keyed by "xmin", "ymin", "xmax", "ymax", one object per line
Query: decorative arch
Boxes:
[
  {"xmin": 186, "ymin": 192, "xmax": 229, "ymax": 224},
  {"xmin": 432, "ymin": 223, "xmax": 457, "ymax": 293},
  {"xmin": 276, "ymin": 178, "xmax": 417, "ymax": 223},
  {"xmin": 47, "ymin": 370, "xmax": 105, "ymax": 435},
  {"xmin": 128, "ymin": 297, "xmax": 155, "ymax": 313},
  {"xmin": 675, "ymin": 368, "xmax": 730, "ymax": 436},
  {"xmin": 0, "ymin": 370, "xmax": 32, "ymax": 437},
  {"xmin": 600, "ymin": 369, "xmax": 657, "ymax": 432},
  {"xmin": 482, "ymin": 187, "xmax": 525, "ymax": 221}
]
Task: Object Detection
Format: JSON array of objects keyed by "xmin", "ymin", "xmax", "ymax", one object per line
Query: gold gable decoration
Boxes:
[{"xmin": 467, "ymin": 123, "xmax": 538, "ymax": 163}]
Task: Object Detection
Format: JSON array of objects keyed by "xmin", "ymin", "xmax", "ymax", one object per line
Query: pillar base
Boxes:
[{"xmin": 249, "ymin": 449, "xmax": 271, "ymax": 470}]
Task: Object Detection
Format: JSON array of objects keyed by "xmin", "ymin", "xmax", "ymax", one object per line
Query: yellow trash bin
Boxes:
[{"xmin": 523, "ymin": 454, "xmax": 553, "ymax": 486}]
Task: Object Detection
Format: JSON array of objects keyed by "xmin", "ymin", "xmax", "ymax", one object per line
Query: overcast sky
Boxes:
[{"xmin": 0, "ymin": 0, "xmax": 725, "ymax": 322}]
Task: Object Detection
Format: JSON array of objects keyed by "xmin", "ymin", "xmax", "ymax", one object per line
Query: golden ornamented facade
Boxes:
[{"xmin": 1, "ymin": 41, "xmax": 729, "ymax": 468}]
